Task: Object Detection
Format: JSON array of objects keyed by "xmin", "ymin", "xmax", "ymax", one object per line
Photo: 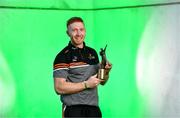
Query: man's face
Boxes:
[{"xmin": 67, "ymin": 22, "xmax": 86, "ymax": 47}]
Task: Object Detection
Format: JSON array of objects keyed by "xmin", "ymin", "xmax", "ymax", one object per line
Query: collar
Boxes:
[{"xmin": 68, "ymin": 41, "xmax": 86, "ymax": 50}]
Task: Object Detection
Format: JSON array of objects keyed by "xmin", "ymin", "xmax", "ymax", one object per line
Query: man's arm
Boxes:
[
  {"xmin": 54, "ymin": 74, "xmax": 103, "ymax": 95},
  {"xmin": 54, "ymin": 78, "xmax": 85, "ymax": 94}
]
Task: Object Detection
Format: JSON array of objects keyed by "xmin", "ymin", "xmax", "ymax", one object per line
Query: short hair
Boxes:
[{"xmin": 67, "ymin": 17, "xmax": 84, "ymax": 28}]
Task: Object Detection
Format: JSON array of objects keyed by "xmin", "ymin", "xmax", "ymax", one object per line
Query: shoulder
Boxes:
[
  {"xmin": 53, "ymin": 46, "xmax": 70, "ymax": 65},
  {"xmin": 85, "ymin": 46, "xmax": 99, "ymax": 64},
  {"xmin": 85, "ymin": 46, "xmax": 98, "ymax": 55}
]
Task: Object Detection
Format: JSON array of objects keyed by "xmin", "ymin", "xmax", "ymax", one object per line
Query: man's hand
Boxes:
[
  {"xmin": 101, "ymin": 61, "xmax": 112, "ymax": 85},
  {"xmin": 105, "ymin": 61, "xmax": 112, "ymax": 73},
  {"xmin": 86, "ymin": 74, "xmax": 103, "ymax": 88}
]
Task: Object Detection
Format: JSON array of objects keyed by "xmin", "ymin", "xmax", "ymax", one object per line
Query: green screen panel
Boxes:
[
  {"xmin": 0, "ymin": 7, "xmax": 152, "ymax": 117},
  {"xmin": 3, "ymin": 1, "xmax": 180, "ymax": 117}
]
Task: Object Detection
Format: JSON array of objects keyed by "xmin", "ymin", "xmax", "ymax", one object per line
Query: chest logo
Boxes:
[
  {"xmin": 72, "ymin": 56, "xmax": 78, "ymax": 62},
  {"xmin": 88, "ymin": 54, "xmax": 95, "ymax": 60}
]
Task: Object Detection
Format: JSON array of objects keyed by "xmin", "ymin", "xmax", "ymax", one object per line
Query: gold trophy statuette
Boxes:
[{"xmin": 98, "ymin": 45, "xmax": 108, "ymax": 80}]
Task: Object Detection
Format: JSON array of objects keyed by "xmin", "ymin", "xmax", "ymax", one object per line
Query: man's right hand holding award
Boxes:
[{"xmin": 98, "ymin": 45, "xmax": 112, "ymax": 85}]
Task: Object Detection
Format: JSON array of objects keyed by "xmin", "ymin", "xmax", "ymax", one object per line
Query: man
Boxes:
[{"xmin": 53, "ymin": 17, "xmax": 112, "ymax": 117}]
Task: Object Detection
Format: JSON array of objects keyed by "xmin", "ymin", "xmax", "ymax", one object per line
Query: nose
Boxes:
[{"xmin": 77, "ymin": 30, "xmax": 81, "ymax": 35}]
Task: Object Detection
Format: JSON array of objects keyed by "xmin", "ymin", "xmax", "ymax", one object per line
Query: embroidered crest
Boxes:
[
  {"xmin": 72, "ymin": 56, "xmax": 78, "ymax": 62},
  {"xmin": 88, "ymin": 54, "xmax": 95, "ymax": 60}
]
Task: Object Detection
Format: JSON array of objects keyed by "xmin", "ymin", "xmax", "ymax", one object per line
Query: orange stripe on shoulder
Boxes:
[
  {"xmin": 70, "ymin": 62, "xmax": 87, "ymax": 66},
  {"xmin": 54, "ymin": 62, "xmax": 88, "ymax": 69},
  {"xmin": 54, "ymin": 63, "xmax": 69, "ymax": 69}
]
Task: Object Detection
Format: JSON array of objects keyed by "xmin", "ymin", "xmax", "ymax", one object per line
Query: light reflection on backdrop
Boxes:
[{"xmin": 0, "ymin": 51, "xmax": 16, "ymax": 116}]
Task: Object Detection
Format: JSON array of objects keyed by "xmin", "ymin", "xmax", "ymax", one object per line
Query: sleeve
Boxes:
[
  {"xmin": 94, "ymin": 51, "xmax": 100, "ymax": 72},
  {"xmin": 92, "ymin": 49, "xmax": 100, "ymax": 72},
  {"xmin": 92, "ymin": 48, "xmax": 99, "ymax": 64},
  {"xmin": 53, "ymin": 52, "xmax": 69, "ymax": 79}
]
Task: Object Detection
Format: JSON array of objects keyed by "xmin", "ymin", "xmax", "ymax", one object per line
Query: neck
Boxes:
[
  {"xmin": 71, "ymin": 42, "xmax": 84, "ymax": 49},
  {"xmin": 77, "ymin": 44, "xmax": 83, "ymax": 48}
]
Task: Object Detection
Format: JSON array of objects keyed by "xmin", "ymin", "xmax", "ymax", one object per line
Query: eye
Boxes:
[
  {"xmin": 72, "ymin": 28, "xmax": 78, "ymax": 32},
  {"xmin": 80, "ymin": 28, "xmax": 85, "ymax": 31}
]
